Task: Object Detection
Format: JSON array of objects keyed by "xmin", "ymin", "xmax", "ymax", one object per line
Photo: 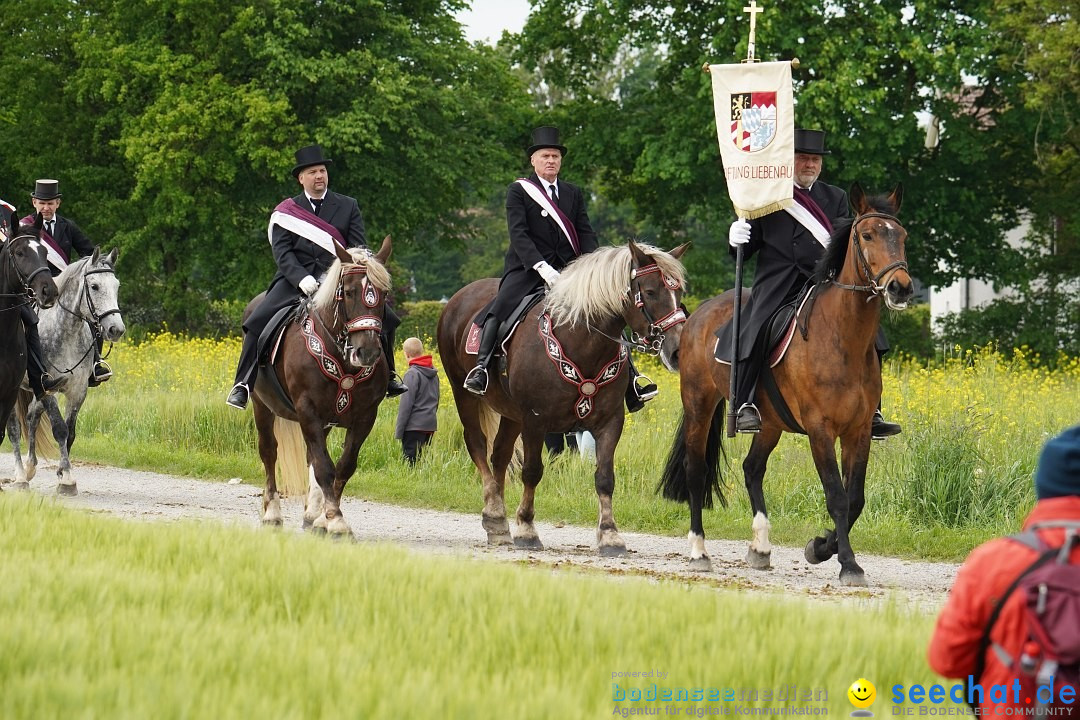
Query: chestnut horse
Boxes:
[
  {"xmin": 438, "ymin": 242, "xmax": 688, "ymax": 555},
  {"xmin": 659, "ymin": 184, "xmax": 913, "ymax": 586},
  {"xmin": 0, "ymin": 217, "xmax": 59, "ymax": 477},
  {"xmin": 249, "ymin": 237, "xmax": 392, "ymax": 537}
]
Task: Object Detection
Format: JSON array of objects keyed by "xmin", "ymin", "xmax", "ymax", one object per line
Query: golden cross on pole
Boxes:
[{"xmin": 743, "ymin": 0, "xmax": 763, "ymax": 63}]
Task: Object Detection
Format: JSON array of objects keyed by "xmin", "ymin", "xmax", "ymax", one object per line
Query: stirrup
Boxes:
[
  {"xmin": 463, "ymin": 366, "xmax": 488, "ymax": 395},
  {"xmin": 226, "ymin": 383, "xmax": 250, "ymax": 410},
  {"xmin": 735, "ymin": 403, "xmax": 762, "ymax": 434},
  {"xmin": 632, "ymin": 373, "xmax": 659, "ymax": 402},
  {"xmin": 92, "ymin": 360, "xmax": 113, "ymax": 382}
]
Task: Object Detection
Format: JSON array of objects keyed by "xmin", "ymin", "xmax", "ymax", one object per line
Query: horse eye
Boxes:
[
  {"xmin": 90, "ymin": 283, "xmax": 99, "ymax": 291},
  {"xmin": 861, "ymin": 232, "xmax": 873, "ymax": 242}
]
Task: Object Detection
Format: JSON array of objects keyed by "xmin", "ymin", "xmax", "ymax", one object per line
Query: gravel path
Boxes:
[{"xmin": 0, "ymin": 456, "xmax": 960, "ymax": 611}]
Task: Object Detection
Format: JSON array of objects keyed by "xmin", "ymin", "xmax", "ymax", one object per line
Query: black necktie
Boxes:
[
  {"xmin": 45, "ymin": 220, "xmax": 54, "ymax": 235},
  {"xmin": 311, "ymin": 198, "xmax": 323, "ymax": 216},
  {"xmin": 548, "ymin": 184, "xmax": 558, "ymax": 202}
]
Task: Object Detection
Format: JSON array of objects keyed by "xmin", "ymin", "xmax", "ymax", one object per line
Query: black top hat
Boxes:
[
  {"xmin": 794, "ymin": 129, "xmax": 831, "ymax": 155},
  {"xmin": 31, "ymin": 179, "xmax": 61, "ymax": 200},
  {"xmin": 527, "ymin": 126, "xmax": 567, "ymax": 156},
  {"xmin": 291, "ymin": 145, "xmax": 333, "ymax": 178}
]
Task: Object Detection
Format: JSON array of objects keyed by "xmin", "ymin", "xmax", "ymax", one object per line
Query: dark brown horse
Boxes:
[
  {"xmin": 439, "ymin": 242, "xmax": 688, "ymax": 555},
  {"xmin": 659, "ymin": 184, "xmax": 913, "ymax": 586},
  {"xmin": 1, "ymin": 218, "xmax": 59, "ymax": 478},
  {"xmin": 248, "ymin": 237, "xmax": 393, "ymax": 537}
]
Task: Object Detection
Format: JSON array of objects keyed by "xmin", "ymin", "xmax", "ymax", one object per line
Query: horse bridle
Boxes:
[
  {"xmin": 59, "ymin": 264, "xmax": 121, "ymax": 332},
  {"xmin": 830, "ymin": 211, "xmax": 909, "ymax": 297},
  {"xmin": 0, "ymin": 233, "xmax": 51, "ymax": 305},
  {"xmin": 317, "ymin": 263, "xmax": 384, "ymax": 359},
  {"xmin": 625, "ymin": 262, "xmax": 687, "ymax": 354}
]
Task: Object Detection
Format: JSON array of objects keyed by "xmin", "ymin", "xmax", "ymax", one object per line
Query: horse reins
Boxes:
[
  {"xmin": 830, "ymin": 212, "xmax": 909, "ymax": 298},
  {"xmin": 309, "ymin": 262, "xmax": 385, "ymax": 358},
  {"xmin": 50, "ymin": 263, "xmax": 121, "ymax": 376}
]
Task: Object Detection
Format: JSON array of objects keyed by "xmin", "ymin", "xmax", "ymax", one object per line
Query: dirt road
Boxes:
[{"xmin": 0, "ymin": 456, "xmax": 960, "ymax": 610}]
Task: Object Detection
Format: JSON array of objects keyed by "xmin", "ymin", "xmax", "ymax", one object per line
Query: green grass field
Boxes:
[
  {"xmin": 39, "ymin": 334, "xmax": 1078, "ymax": 563},
  {"xmin": 0, "ymin": 493, "xmax": 949, "ymax": 719}
]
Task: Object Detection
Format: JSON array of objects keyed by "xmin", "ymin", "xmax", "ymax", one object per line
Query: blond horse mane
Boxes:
[
  {"xmin": 545, "ymin": 244, "xmax": 686, "ymax": 328},
  {"xmin": 311, "ymin": 248, "xmax": 392, "ymax": 313}
]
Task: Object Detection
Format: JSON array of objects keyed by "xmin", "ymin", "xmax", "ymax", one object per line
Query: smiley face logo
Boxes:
[{"xmin": 847, "ymin": 678, "xmax": 876, "ymax": 715}]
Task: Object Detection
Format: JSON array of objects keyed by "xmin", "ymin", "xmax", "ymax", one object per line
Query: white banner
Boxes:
[{"xmin": 709, "ymin": 60, "xmax": 794, "ymax": 219}]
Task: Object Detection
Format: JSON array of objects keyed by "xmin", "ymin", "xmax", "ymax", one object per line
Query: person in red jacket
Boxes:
[{"xmin": 927, "ymin": 425, "xmax": 1080, "ymax": 713}]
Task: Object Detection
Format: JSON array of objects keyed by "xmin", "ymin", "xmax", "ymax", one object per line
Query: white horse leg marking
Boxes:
[
  {"xmin": 263, "ymin": 496, "xmax": 283, "ymax": 525},
  {"xmin": 303, "ymin": 466, "xmax": 324, "ymax": 528},
  {"xmin": 749, "ymin": 511, "xmax": 772, "ymax": 555},
  {"xmin": 689, "ymin": 531, "xmax": 707, "ymax": 561}
]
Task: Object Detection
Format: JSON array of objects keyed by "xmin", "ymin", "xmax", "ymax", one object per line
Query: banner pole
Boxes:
[{"xmin": 726, "ymin": 242, "xmax": 745, "ymax": 438}]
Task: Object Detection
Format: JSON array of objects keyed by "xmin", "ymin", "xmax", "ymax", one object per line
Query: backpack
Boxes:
[{"xmin": 973, "ymin": 522, "xmax": 1080, "ymax": 715}]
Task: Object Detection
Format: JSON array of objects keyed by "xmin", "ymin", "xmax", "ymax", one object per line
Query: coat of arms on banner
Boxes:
[{"xmin": 730, "ymin": 91, "xmax": 777, "ymax": 152}]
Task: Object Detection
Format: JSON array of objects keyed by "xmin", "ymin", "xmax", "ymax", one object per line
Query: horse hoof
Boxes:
[
  {"xmin": 598, "ymin": 544, "xmax": 627, "ymax": 558},
  {"xmin": 56, "ymin": 484, "xmax": 78, "ymax": 497},
  {"xmin": 262, "ymin": 518, "xmax": 284, "ymax": 528},
  {"xmin": 487, "ymin": 533, "xmax": 513, "ymax": 546},
  {"xmin": 513, "ymin": 535, "xmax": 544, "ymax": 551},
  {"xmin": 840, "ymin": 569, "xmax": 868, "ymax": 587},
  {"xmin": 804, "ymin": 538, "xmax": 827, "ymax": 565},
  {"xmin": 746, "ymin": 548, "xmax": 772, "ymax": 570},
  {"xmin": 11, "ymin": 481, "xmax": 30, "ymax": 491},
  {"xmin": 688, "ymin": 556, "xmax": 712, "ymax": 572},
  {"xmin": 309, "ymin": 525, "xmax": 327, "ymax": 536}
]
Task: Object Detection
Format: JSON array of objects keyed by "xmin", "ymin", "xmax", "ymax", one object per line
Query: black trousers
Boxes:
[{"xmin": 401, "ymin": 431, "xmax": 433, "ymax": 465}]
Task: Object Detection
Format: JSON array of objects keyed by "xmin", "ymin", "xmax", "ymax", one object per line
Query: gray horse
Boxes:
[{"xmin": 8, "ymin": 248, "xmax": 124, "ymax": 494}]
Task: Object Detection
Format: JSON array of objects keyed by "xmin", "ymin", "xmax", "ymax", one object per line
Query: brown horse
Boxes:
[
  {"xmin": 659, "ymin": 184, "xmax": 913, "ymax": 586},
  {"xmin": 249, "ymin": 237, "xmax": 393, "ymax": 537},
  {"xmin": 439, "ymin": 242, "xmax": 689, "ymax": 555}
]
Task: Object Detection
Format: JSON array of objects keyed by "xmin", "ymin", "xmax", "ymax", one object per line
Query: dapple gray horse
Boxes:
[{"xmin": 8, "ymin": 248, "xmax": 124, "ymax": 494}]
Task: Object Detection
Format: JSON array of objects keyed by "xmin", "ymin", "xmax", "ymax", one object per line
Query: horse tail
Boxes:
[
  {"xmin": 14, "ymin": 390, "xmax": 60, "ymax": 459},
  {"xmin": 478, "ymin": 404, "xmax": 523, "ymax": 473},
  {"xmin": 272, "ymin": 417, "xmax": 309, "ymax": 497},
  {"xmin": 657, "ymin": 400, "xmax": 727, "ymax": 508}
]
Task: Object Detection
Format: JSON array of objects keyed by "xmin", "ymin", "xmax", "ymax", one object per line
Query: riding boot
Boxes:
[
  {"xmin": 226, "ymin": 332, "xmax": 259, "ymax": 410},
  {"xmin": 733, "ymin": 358, "xmax": 762, "ymax": 433},
  {"xmin": 380, "ymin": 326, "xmax": 408, "ymax": 398},
  {"xmin": 463, "ymin": 319, "xmax": 499, "ymax": 395},
  {"xmin": 88, "ymin": 331, "xmax": 112, "ymax": 387},
  {"xmin": 624, "ymin": 356, "xmax": 658, "ymax": 413},
  {"xmin": 22, "ymin": 309, "xmax": 61, "ymax": 400}
]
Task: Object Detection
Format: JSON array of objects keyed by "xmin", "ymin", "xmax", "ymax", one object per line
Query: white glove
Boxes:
[
  {"xmin": 298, "ymin": 275, "xmax": 319, "ymax": 296},
  {"xmin": 534, "ymin": 261, "xmax": 561, "ymax": 286},
  {"xmin": 728, "ymin": 218, "xmax": 752, "ymax": 247}
]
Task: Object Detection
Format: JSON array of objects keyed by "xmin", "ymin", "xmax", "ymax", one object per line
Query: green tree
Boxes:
[
  {"xmin": 514, "ymin": 0, "xmax": 1047, "ymax": 291},
  {"xmin": 0, "ymin": 0, "xmax": 531, "ymax": 330}
]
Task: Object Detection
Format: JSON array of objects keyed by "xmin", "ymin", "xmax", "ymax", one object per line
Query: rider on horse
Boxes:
[
  {"xmin": 463, "ymin": 126, "xmax": 658, "ymax": 412},
  {"xmin": 725, "ymin": 129, "xmax": 901, "ymax": 438},
  {"xmin": 226, "ymin": 144, "xmax": 407, "ymax": 410},
  {"xmin": 17, "ymin": 179, "xmax": 112, "ymax": 398}
]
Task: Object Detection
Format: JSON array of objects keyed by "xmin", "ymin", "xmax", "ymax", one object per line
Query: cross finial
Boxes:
[{"xmin": 743, "ymin": 0, "xmax": 764, "ymax": 63}]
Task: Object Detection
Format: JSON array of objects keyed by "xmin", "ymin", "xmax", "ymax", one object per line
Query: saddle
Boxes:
[
  {"xmin": 255, "ymin": 300, "xmax": 304, "ymax": 414},
  {"xmin": 712, "ymin": 286, "xmax": 816, "ymax": 367},
  {"xmin": 466, "ymin": 289, "xmax": 546, "ymax": 360}
]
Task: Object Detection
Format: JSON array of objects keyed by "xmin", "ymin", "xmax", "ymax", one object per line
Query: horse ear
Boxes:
[
  {"xmin": 334, "ymin": 241, "xmax": 353, "ymax": 264},
  {"xmin": 849, "ymin": 182, "xmax": 867, "ymax": 214},
  {"xmin": 33, "ymin": 211, "xmax": 43, "ymax": 230},
  {"xmin": 374, "ymin": 235, "xmax": 392, "ymax": 265},
  {"xmin": 887, "ymin": 183, "xmax": 904, "ymax": 214},
  {"xmin": 91, "ymin": 246, "xmax": 101, "ymax": 264},
  {"xmin": 106, "ymin": 248, "xmax": 119, "ymax": 266},
  {"xmin": 669, "ymin": 241, "xmax": 691, "ymax": 260},
  {"xmin": 629, "ymin": 241, "xmax": 650, "ymax": 266}
]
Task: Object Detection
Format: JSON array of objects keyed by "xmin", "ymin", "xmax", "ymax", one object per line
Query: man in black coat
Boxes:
[
  {"xmin": 726, "ymin": 129, "xmax": 900, "ymax": 437},
  {"xmin": 463, "ymin": 126, "xmax": 657, "ymax": 411},
  {"xmin": 20, "ymin": 179, "xmax": 108, "ymax": 396},
  {"xmin": 226, "ymin": 144, "xmax": 405, "ymax": 410}
]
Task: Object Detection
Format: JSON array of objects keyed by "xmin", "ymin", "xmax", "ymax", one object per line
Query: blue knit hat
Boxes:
[{"xmin": 1035, "ymin": 425, "xmax": 1080, "ymax": 500}]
